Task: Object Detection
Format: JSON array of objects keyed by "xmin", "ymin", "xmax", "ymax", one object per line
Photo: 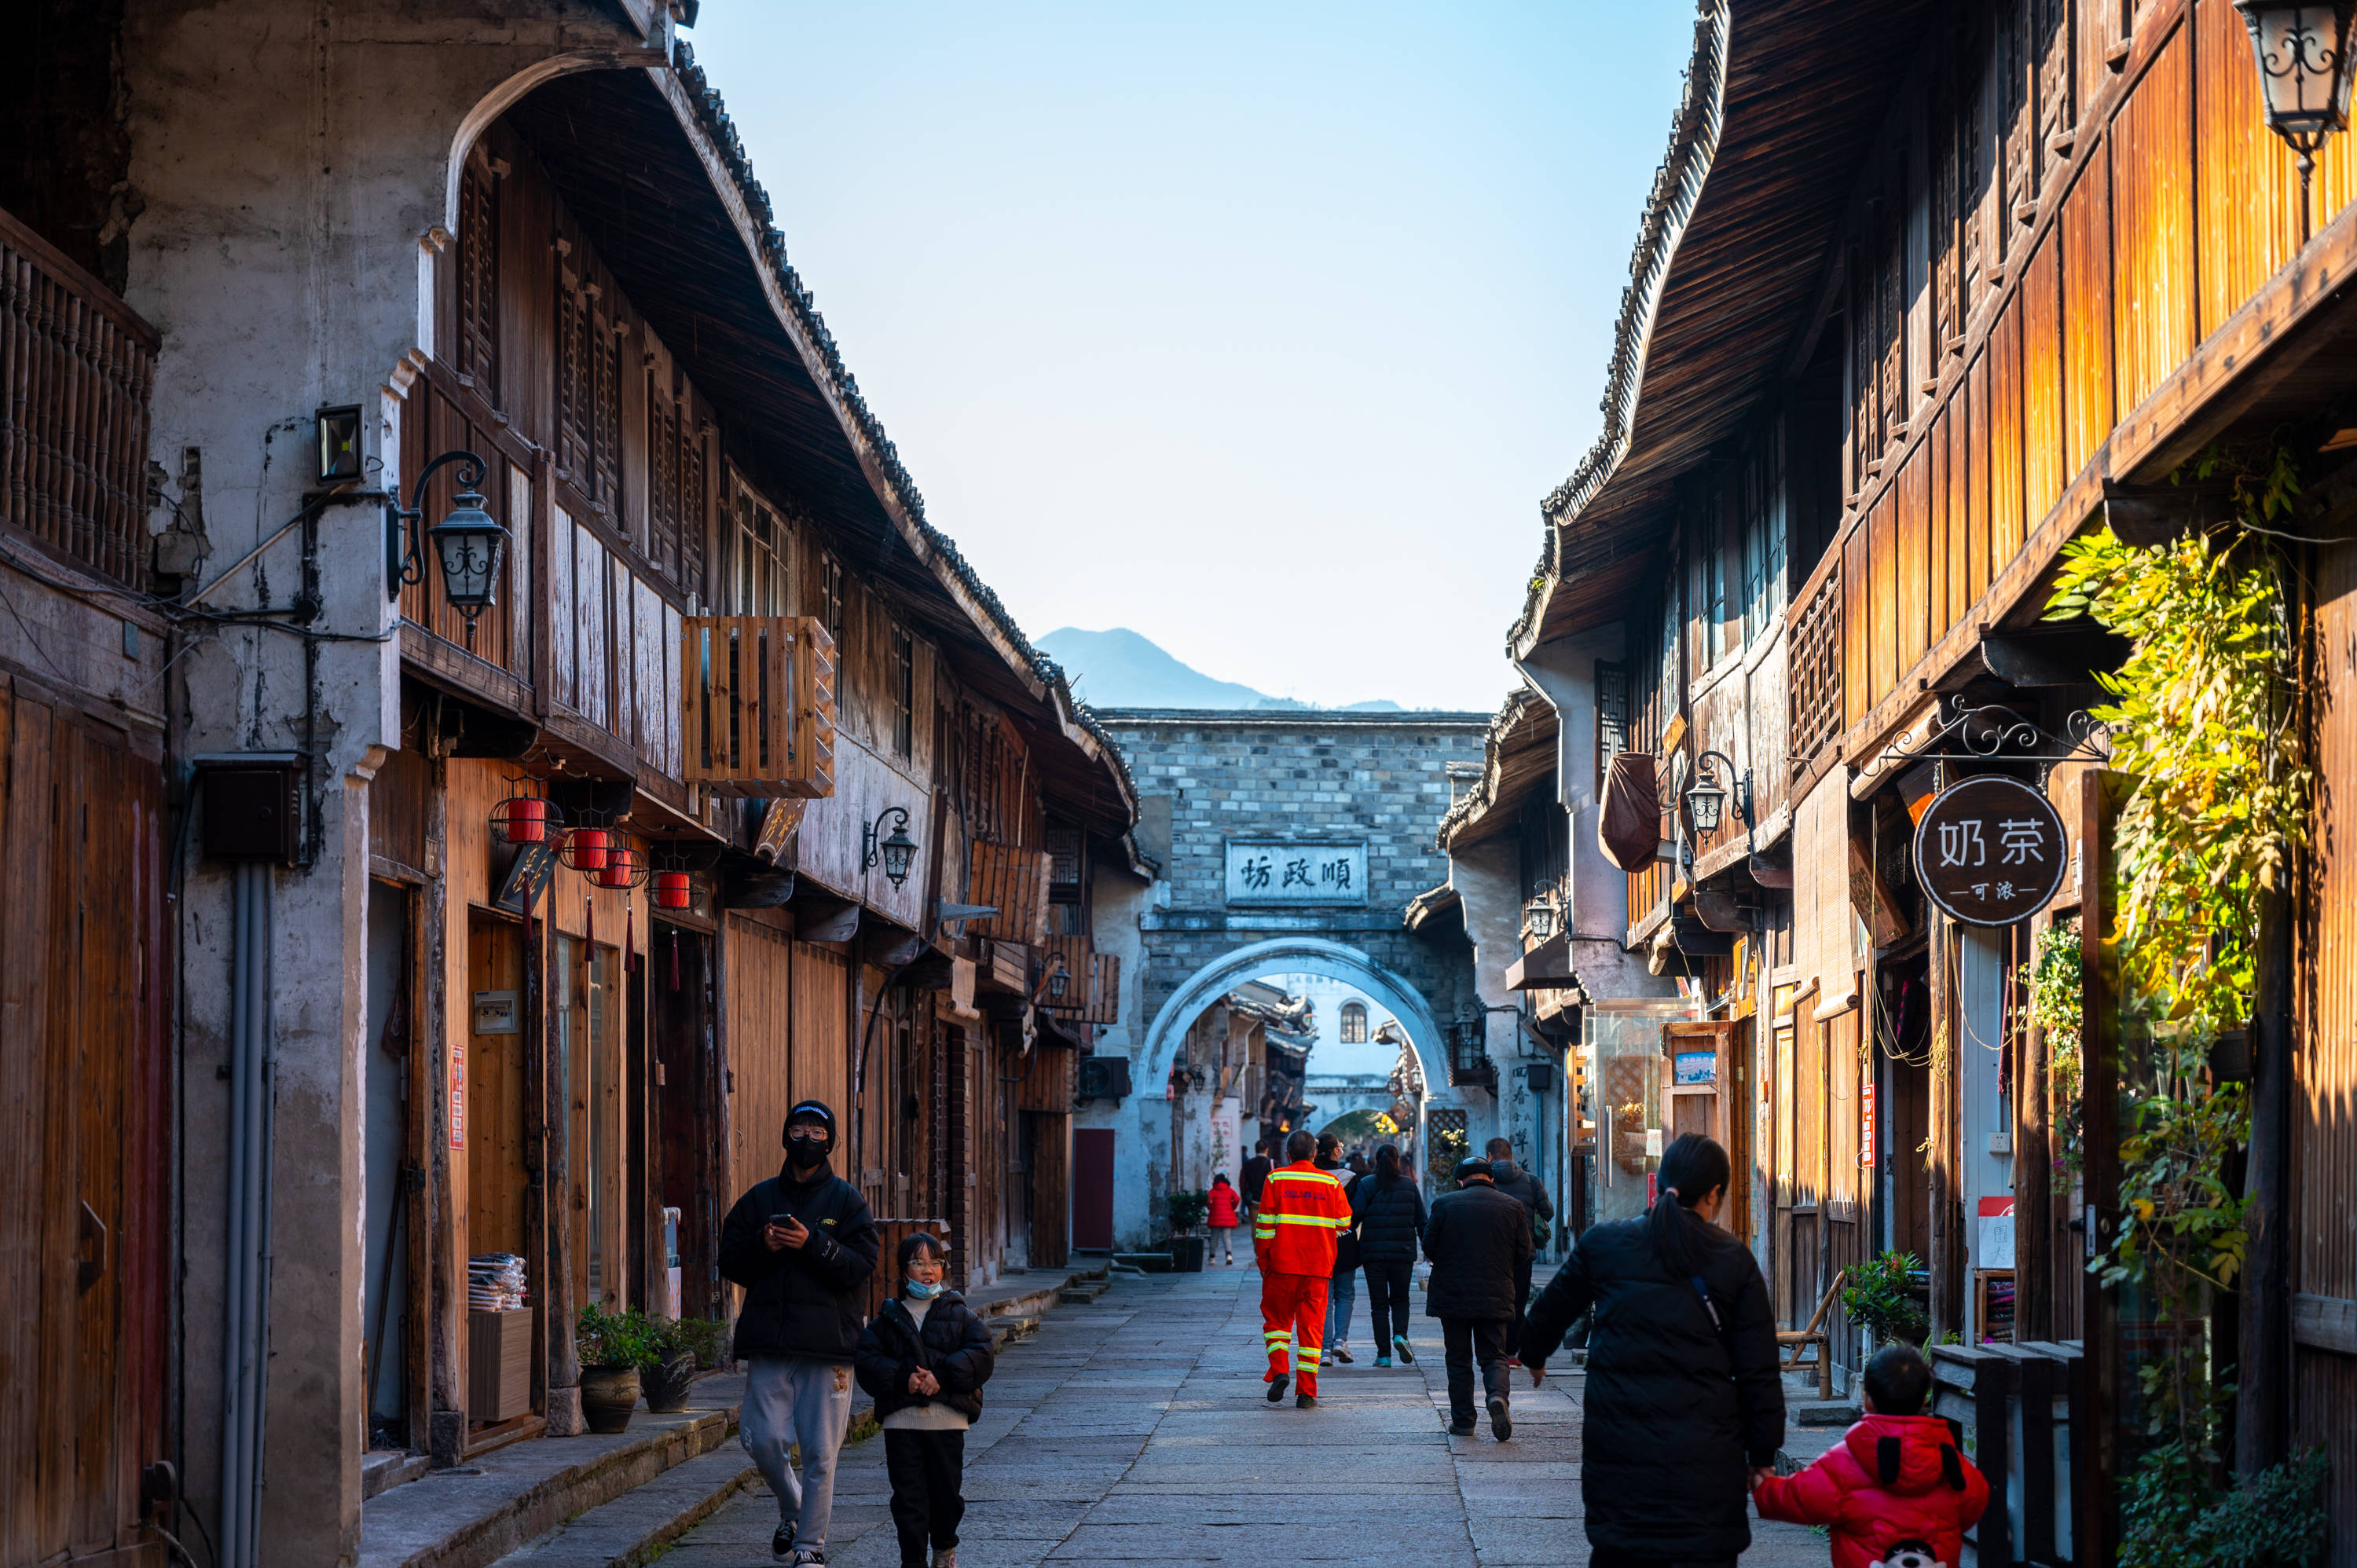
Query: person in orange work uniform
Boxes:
[{"xmin": 1252, "ymin": 1129, "xmax": 1352, "ymax": 1409}]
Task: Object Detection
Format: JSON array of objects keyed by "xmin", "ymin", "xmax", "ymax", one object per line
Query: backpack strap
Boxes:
[{"xmin": 1940, "ymin": 1444, "xmax": 1967, "ymax": 1492}]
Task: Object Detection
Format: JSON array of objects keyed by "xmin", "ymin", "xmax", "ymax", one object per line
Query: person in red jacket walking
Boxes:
[
  {"xmin": 1752, "ymin": 1344, "xmax": 1989, "ymax": 1568},
  {"xmin": 1206, "ymin": 1174, "xmax": 1242, "ymax": 1265},
  {"xmin": 1252, "ymin": 1130, "xmax": 1351, "ymax": 1408}
]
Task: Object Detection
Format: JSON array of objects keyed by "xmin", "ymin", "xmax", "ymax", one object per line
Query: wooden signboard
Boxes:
[{"xmin": 1911, "ymin": 775, "xmax": 2067, "ymax": 927}]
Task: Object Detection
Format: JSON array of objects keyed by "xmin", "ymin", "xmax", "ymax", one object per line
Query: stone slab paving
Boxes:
[{"xmin": 660, "ymin": 1267, "xmax": 1835, "ymax": 1568}]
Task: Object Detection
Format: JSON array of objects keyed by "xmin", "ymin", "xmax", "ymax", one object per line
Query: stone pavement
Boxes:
[{"xmin": 658, "ymin": 1264, "xmax": 1836, "ymax": 1567}]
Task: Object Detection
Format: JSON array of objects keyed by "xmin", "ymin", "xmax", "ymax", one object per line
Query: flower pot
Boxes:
[
  {"xmin": 1170, "ymin": 1235, "xmax": 1207, "ymax": 1273},
  {"xmin": 643, "ymin": 1353, "xmax": 699, "ymax": 1414},
  {"xmin": 578, "ymin": 1365, "xmax": 641, "ymax": 1434}
]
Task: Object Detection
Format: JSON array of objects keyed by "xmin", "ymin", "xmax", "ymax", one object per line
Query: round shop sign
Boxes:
[{"xmin": 1911, "ymin": 774, "xmax": 2068, "ymax": 927}]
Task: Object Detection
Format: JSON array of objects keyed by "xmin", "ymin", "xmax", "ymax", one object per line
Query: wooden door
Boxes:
[
  {"xmin": 651, "ymin": 925, "xmax": 720, "ymax": 1319},
  {"xmin": 1662, "ymin": 1020, "xmax": 1738, "ymax": 1233},
  {"xmin": 1072, "ymin": 1129, "xmax": 1115, "ymax": 1251},
  {"xmin": 0, "ymin": 691, "xmax": 167, "ymax": 1563}
]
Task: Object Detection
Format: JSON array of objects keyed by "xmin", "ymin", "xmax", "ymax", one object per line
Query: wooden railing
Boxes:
[
  {"xmin": 0, "ymin": 207, "xmax": 158, "ymax": 590},
  {"xmin": 1788, "ymin": 554, "xmax": 1843, "ymax": 774}
]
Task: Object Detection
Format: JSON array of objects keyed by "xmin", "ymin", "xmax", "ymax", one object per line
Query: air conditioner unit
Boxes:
[{"xmin": 1076, "ymin": 1054, "xmax": 1132, "ymax": 1101}]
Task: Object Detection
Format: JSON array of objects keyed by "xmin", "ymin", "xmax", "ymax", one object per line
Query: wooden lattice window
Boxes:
[
  {"xmin": 456, "ymin": 158, "xmax": 499, "ymax": 397},
  {"xmin": 556, "ymin": 262, "xmax": 623, "ymax": 515},
  {"xmin": 1789, "ymin": 560, "xmax": 1844, "ymax": 771},
  {"xmin": 680, "ymin": 615, "xmax": 837, "ymax": 797},
  {"xmin": 1595, "ymin": 661, "xmax": 1628, "ymax": 795},
  {"xmin": 891, "ymin": 623, "xmax": 914, "ymax": 759},
  {"xmin": 648, "ymin": 373, "xmax": 680, "ymax": 576}
]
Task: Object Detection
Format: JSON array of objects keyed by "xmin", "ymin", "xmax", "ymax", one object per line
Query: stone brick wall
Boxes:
[{"xmin": 1097, "ymin": 709, "xmax": 1491, "ymax": 1030}]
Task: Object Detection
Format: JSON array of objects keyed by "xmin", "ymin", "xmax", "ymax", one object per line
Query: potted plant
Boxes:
[
  {"xmin": 574, "ymin": 1303, "xmax": 663, "ymax": 1434},
  {"xmin": 642, "ymin": 1317, "xmax": 729, "ymax": 1413},
  {"xmin": 1164, "ymin": 1189, "xmax": 1210, "ymax": 1272},
  {"xmin": 1841, "ymin": 1250, "xmax": 1930, "ymax": 1347}
]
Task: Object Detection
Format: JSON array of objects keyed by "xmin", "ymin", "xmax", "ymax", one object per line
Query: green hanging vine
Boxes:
[
  {"xmin": 2042, "ymin": 443, "xmax": 2322, "ymax": 1568},
  {"xmin": 2018, "ymin": 925, "xmax": 2083, "ymax": 1191}
]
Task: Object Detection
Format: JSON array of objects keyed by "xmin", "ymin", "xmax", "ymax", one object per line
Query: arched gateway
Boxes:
[{"xmin": 1072, "ymin": 708, "xmax": 1492, "ymax": 1251}]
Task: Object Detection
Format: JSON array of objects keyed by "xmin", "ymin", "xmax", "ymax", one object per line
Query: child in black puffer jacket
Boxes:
[{"xmin": 854, "ymin": 1232, "xmax": 994, "ymax": 1568}]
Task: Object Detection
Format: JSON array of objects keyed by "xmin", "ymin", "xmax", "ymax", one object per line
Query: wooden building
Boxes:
[
  {"xmin": 2, "ymin": 5, "xmax": 1139, "ymax": 1562},
  {"xmin": 1497, "ymin": 0, "xmax": 2357, "ymax": 1554}
]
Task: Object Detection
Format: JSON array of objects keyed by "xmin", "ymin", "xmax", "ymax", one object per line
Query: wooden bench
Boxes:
[{"xmin": 1777, "ymin": 1269, "xmax": 1845, "ymax": 1401}]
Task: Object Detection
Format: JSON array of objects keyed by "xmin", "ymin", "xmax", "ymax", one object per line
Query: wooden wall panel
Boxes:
[
  {"xmin": 2299, "ymin": 540, "xmax": 2357, "ymax": 1302},
  {"xmin": 1868, "ymin": 492, "xmax": 1897, "ymax": 712},
  {"xmin": 2059, "ymin": 155, "xmax": 2113, "ymax": 479},
  {"xmin": 574, "ymin": 529, "xmax": 607, "ymax": 729},
  {"xmin": 790, "ymin": 940, "xmax": 851, "ymax": 1132},
  {"xmin": 1988, "ymin": 299, "xmax": 2026, "ymax": 584},
  {"xmin": 2110, "ymin": 27, "xmax": 2195, "ymax": 417},
  {"xmin": 1965, "ymin": 347, "xmax": 1991, "ymax": 610},
  {"xmin": 724, "ymin": 914, "xmax": 794, "ymax": 1210},
  {"xmin": 2019, "ymin": 232, "xmax": 2065, "ymax": 537},
  {"xmin": 1842, "ymin": 521, "xmax": 1870, "ymax": 729},
  {"xmin": 1897, "ymin": 440, "xmax": 1930, "ymax": 677},
  {"xmin": 549, "ymin": 510, "xmax": 577, "ymax": 713},
  {"xmin": 2195, "ymin": 0, "xmax": 2307, "ymax": 336}
]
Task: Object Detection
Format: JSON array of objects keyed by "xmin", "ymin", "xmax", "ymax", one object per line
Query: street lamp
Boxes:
[
  {"xmin": 863, "ymin": 807, "xmax": 918, "ymax": 888},
  {"xmin": 1047, "ymin": 958, "xmax": 1071, "ymax": 1001},
  {"xmin": 1523, "ymin": 896, "xmax": 1558, "ymax": 941},
  {"xmin": 386, "ymin": 449, "xmax": 510, "ymax": 625},
  {"xmin": 2237, "ymin": 1, "xmax": 2357, "ymax": 213},
  {"xmin": 1684, "ymin": 749, "xmax": 1754, "ymax": 837}
]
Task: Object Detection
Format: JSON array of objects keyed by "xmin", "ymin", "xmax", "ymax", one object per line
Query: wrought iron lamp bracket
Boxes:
[
  {"xmin": 385, "ymin": 449, "xmax": 487, "ymax": 603},
  {"xmin": 1869, "ymin": 697, "xmax": 2111, "ymax": 787}
]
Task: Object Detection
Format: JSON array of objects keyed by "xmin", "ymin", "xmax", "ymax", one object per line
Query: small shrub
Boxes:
[
  {"xmin": 575, "ymin": 1302, "xmax": 665, "ymax": 1369},
  {"xmin": 1841, "ymin": 1251, "xmax": 1929, "ymax": 1346},
  {"xmin": 1165, "ymin": 1189, "xmax": 1210, "ymax": 1235}
]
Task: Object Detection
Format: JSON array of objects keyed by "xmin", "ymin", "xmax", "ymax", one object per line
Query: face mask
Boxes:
[
  {"xmin": 904, "ymin": 1279, "xmax": 943, "ymax": 1300},
  {"xmin": 786, "ymin": 1134, "xmax": 827, "ymax": 1166}
]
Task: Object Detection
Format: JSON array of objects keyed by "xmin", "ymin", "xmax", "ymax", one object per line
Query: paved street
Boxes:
[{"xmin": 662, "ymin": 1267, "xmax": 1831, "ymax": 1567}]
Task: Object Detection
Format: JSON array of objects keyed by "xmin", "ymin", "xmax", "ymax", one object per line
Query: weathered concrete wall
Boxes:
[{"xmin": 120, "ymin": 4, "xmax": 662, "ymax": 1561}]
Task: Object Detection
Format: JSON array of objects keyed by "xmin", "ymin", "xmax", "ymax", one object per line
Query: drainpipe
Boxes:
[{"xmin": 220, "ymin": 863, "xmax": 274, "ymax": 1567}]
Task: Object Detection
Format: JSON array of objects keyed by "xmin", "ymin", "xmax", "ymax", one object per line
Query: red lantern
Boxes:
[
  {"xmin": 596, "ymin": 841, "xmax": 649, "ymax": 890},
  {"xmin": 489, "ymin": 793, "xmax": 562, "ymax": 846},
  {"xmin": 559, "ymin": 826, "xmax": 611, "ymax": 872},
  {"xmin": 653, "ymin": 870, "xmax": 694, "ymax": 910}
]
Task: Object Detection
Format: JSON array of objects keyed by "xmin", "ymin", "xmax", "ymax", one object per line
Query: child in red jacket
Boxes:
[
  {"xmin": 1206, "ymin": 1174, "xmax": 1241, "ymax": 1265},
  {"xmin": 1753, "ymin": 1344, "xmax": 1989, "ymax": 1568}
]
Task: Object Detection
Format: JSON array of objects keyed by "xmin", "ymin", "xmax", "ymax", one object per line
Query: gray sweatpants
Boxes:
[{"xmin": 741, "ymin": 1355, "xmax": 855, "ymax": 1546}]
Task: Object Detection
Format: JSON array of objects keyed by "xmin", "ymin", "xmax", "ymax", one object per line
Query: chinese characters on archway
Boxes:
[{"xmin": 1222, "ymin": 839, "xmax": 1369, "ymax": 906}]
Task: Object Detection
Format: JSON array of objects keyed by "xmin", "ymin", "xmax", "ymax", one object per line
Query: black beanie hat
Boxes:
[
  {"xmin": 783, "ymin": 1100, "xmax": 838, "ymax": 1151},
  {"xmin": 1453, "ymin": 1155, "xmax": 1496, "ymax": 1184}
]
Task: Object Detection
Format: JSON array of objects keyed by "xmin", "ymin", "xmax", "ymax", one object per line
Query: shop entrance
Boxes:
[{"xmin": 651, "ymin": 923, "xmax": 719, "ymax": 1319}]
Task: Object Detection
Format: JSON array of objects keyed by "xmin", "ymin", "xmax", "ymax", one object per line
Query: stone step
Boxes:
[
  {"xmin": 484, "ymin": 1445, "xmax": 757, "ymax": 1568},
  {"xmin": 1793, "ymin": 1398, "xmax": 1862, "ymax": 1427},
  {"xmin": 1058, "ymin": 1280, "xmax": 1109, "ymax": 1305},
  {"xmin": 356, "ymin": 1379, "xmax": 743, "ymax": 1568}
]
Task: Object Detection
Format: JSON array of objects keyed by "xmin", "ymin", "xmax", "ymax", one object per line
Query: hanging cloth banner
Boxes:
[{"xmin": 1598, "ymin": 751, "xmax": 1662, "ymax": 872}]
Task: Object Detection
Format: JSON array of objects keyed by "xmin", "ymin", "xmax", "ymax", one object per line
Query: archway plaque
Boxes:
[{"xmin": 1911, "ymin": 774, "xmax": 2069, "ymax": 926}]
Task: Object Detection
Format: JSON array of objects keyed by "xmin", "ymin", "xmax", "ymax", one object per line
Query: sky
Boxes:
[{"xmin": 688, "ymin": 3, "xmax": 1696, "ymax": 712}]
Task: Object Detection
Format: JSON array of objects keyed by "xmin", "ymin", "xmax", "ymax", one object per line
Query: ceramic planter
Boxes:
[
  {"xmin": 642, "ymin": 1353, "xmax": 699, "ymax": 1414},
  {"xmin": 578, "ymin": 1365, "xmax": 641, "ymax": 1434}
]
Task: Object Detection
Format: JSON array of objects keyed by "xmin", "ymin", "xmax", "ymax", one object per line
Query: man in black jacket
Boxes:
[
  {"xmin": 1423, "ymin": 1155, "xmax": 1533, "ymax": 1441},
  {"xmin": 1486, "ymin": 1136, "xmax": 1554, "ymax": 1362},
  {"xmin": 1239, "ymin": 1139, "xmax": 1274, "ymax": 1230},
  {"xmin": 718, "ymin": 1101, "xmax": 882, "ymax": 1566}
]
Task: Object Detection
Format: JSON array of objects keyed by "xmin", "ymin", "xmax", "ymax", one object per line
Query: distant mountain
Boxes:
[{"xmin": 1038, "ymin": 627, "xmax": 1401, "ymax": 712}]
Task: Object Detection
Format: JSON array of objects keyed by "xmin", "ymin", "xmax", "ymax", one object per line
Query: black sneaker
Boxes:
[
  {"xmin": 772, "ymin": 1522, "xmax": 797, "ymax": 1561},
  {"xmin": 1393, "ymin": 1334, "xmax": 1416, "ymax": 1365},
  {"xmin": 791, "ymin": 1551, "xmax": 827, "ymax": 1568},
  {"xmin": 1296, "ymin": 1393, "xmax": 1317, "ymax": 1409},
  {"xmin": 1265, "ymin": 1374, "xmax": 1288, "ymax": 1403},
  {"xmin": 1448, "ymin": 1420, "xmax": 1475, "ymax": 1437},
  {"xmin": 1488, "ymin": 1394, "xmax": 1512, "ymax": 1442}
]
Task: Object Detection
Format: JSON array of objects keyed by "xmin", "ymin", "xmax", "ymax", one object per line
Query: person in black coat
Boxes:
[
  {"xmin": 856, "ymin": 1232, "xmax": 994, "ymax": 1568},
  {"xmin": 1486, "ymin": 1136, "xmax": 1554, "ymax": 1361},
  {"xmin": 717, "ymin": 1101, "xmax": 882, "ymax": 1564},
  {"xmin": 1523, "ymin": 1133, "xmax": 1783, "ymax": 1568},
  {"xmin": 1352, "ymin": 1143, "xmax": 1427, "ymax": 1367},
  {"xmin": 1423, "ymin": 1156, "xmax": 1534, "ymax": 1441}
]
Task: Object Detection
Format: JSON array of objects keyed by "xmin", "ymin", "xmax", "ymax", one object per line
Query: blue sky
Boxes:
[{"xmin": 688, "ymin": 4, "xmax": 1695, "ymax": 711}]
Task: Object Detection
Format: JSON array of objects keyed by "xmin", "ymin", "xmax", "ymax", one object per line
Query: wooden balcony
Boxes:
[
  {"xmin": 0, "ymin": 206, "xmax": 157, "ymax": 590},
  {"xmin": 680, "ymin": 614, "xmax": 836, "ymax": 797}
]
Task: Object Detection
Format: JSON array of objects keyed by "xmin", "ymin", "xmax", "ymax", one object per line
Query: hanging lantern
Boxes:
[
  {"xmin": 653, "ymin": 870, "xmax": 695, "ymax": 910},
  {"xmin": 559, "ymin": 826, "xmax": 613, "ymax": 872},
  {"xmin": 489, "ymin": 789, "xmax": 563, "ymax": 846},
  {"xmin": 595, "ymin": 839, "xmax": 651, "ymax": 891},
  {"xmin": 2237, "ymin": 1, "xmax": 2357, "ymax": 172}
]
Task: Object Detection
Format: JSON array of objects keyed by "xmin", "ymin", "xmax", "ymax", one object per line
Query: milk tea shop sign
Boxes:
[{"xmin": 1225, "ymin": 839, "xmax": 1369, "ymax": 906}]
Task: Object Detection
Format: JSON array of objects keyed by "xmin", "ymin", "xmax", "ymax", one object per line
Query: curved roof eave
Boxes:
[
  {"xmin": 651, "ymin": 44, "xmax": 1141, "ymax": 830},
  {"xmin": 1507, "ymin": 2, "xmax": 1730, "ymax": 664}
]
